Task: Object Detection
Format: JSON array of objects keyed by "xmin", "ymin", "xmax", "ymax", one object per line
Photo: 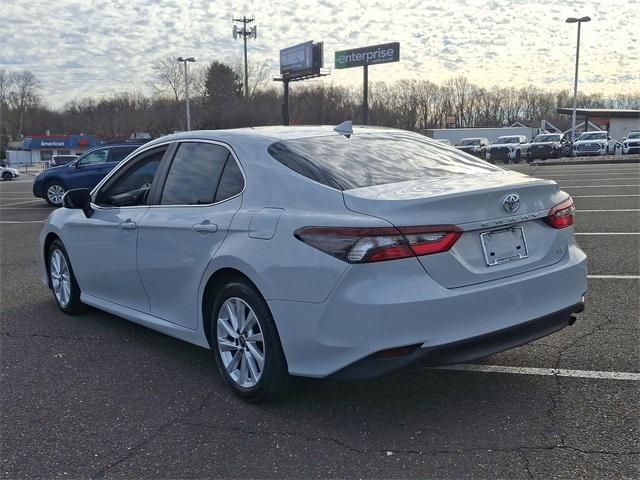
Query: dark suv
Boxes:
[{"xmin": 33, "ymin": 142, "xmax": 145, "ymax": 206}]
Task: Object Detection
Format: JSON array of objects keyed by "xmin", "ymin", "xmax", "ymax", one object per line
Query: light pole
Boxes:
[
  {"xmin": 177, "ymin": 56, "xmax": 196, "ymax": 131},
  {"xmin": 566, "ymin": 16, "xmax": 591, "ymax": 142}
]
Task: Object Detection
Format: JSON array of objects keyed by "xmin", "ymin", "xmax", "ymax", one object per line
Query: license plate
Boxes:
[{"xmin": 480, "ymin": 227, "xmax": 528, "ymax": 266}]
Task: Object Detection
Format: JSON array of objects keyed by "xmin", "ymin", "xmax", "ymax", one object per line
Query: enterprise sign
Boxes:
[{"xmin": 335, "ymin": 42, "xmax": 400, "ymax": 69}]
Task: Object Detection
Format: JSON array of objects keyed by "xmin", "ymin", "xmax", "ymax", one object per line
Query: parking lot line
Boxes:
[
  {"xmin": 575, "ymin": 209, "xmax": 640, "ymax": 212},
  {"xmin": 587, "ymin": 274, "xmax": 640, "ymax": 279},
  {"xmin": 1, "ymin": 199, "xmax": 45, "ymax": 207},
  {"xmin": 573, "ymin": 194, "xmax": 640, "ymax": 198},
  {"xmin": 562, "ymin": 184, "xmax": 640, "ymax": 188},
  {"xmin": 575, "ymin": 232, "xmax": 639, "ymax": 235},
  {"xmin": 432, "ymin": 364, "xmax": 640, "ymax": 381},
  {"xmin": 0, "ymin": 220, "xmax": 44, "ymax": 224}
]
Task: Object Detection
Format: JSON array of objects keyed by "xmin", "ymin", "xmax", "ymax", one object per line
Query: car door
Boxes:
[
  {"xmin": 137, "ymin": 140, "xmax": 245, "ymax": 329},
  {"xmin": 67, "ymin": 148, "xmax": 111, "ymax": 190},
  {"xmin": 64, "ymin": 145, "xmax": 169, "ymax": 312}
]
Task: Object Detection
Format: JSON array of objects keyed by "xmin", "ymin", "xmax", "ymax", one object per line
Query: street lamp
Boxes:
[
  {"xmin": 566, "ymin": 16, "xmax": 591, "ymax": 142},
  {"xmin": 177, "ymin": 56, "xmax": 196, "ymax": 131}
]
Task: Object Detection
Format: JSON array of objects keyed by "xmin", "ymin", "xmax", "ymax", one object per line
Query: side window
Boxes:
[
  {"xmin": 215, "ymin": 157, "xmax": 244, "ymax": 202},
  {"xmin": 78, "ymin": 149, "xmax": 108, "ymax": 166},
  {"xmin": 108, "ymin": 147, "xmax": 135, "ymax": 163},
  {"xmin": 96, "ymin": 148, "xmax": 165, "ymax": 207},
  {"xmin": 161, "ymin": 142, "xmax": 229, "ymax": 205}
]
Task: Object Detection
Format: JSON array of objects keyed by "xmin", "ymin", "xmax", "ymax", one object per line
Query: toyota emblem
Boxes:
[{"xmin": 502, "ymin": 193, "xmax": 520, "ymax": 213}]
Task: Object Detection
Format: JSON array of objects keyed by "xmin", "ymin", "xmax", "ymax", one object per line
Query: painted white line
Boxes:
[
  {"xmin": 432, "ymin": 364, "xmax": 640, "ymax": 381},
  {"xmin": 0, "ymin": 197, "xmax": 38, "ymax": 200},
  {"xmin": 576, "ymin": 231, "xmax": 640, "ymax": 235},
  {"xmin": 564, "ymin": 184, "xmax": 640, "ymax": 188},
  {"xmin": 554, "ymin": 178, "xmax": 639, "ymax": 182},
  {"xmin": 573, "ymin": 194, "xmax": 640, "ymax": 198},
  {"xmin": 0, "ymin": 220, "xmax": 44, "ymax": 224},
  {"xmin": 1, "ymin": 199, "xmax": 44, "ymax": 207},
  {"xmin": 588, "ymin": 275, "xmax": 640, "ymax": 279},
  {"xmin": 576, "ymin": 209, "xmax": 640, "ymax": 212}
]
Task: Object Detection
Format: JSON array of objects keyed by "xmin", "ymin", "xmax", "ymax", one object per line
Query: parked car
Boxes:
[
  {"xmin": 487, "ymin": 135, "xmax": 530, "ymax": 163},
  {"xmin": 455, "ymin": 137, "xmax": 490, "ymax": 158},
  {"xmin": 572, "ymin": 131, "xmax": 616, "ymax": 156},
  {"xmin": 622, "ymin": 131, "xmax": 640, "ymax": 155},
  {"xmin": 528, "ymin": 133, "xmax": 571, "ymax": 161},
  {"xmin": 1, "ymin": 165, "xmax": 20, "ymax": 181},
  {"xmin": 33, "ymin": 142, "xmax": 144, "ymax": 206},
  {"xmin": 435, "ymin": 139, "xmax": 452, "ymax": 146},
  {"xmin": 50, "ymin": 154, "xmax": 79, "ymax": 167},
  {"xmin": 39, "ymin": 126, "xmax": 587, "ymax": 401}
]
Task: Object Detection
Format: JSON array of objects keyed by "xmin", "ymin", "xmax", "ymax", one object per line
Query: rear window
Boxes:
[{"xmin": 267, "ymin": 132, "xmax": 498, "ymax": 190}]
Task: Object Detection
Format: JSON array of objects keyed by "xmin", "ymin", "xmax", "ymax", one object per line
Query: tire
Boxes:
[
  {"xmin": 2, "ymin": 172, "xmax": 12, "ymax": 181},
  {"xmin": 514, "ymin": 151, "xmax": 521, "ymax": 163},
  {"xmin": 210, "ymin": 280, "xmax": 290, "ymax": 402},
  {"xmin": 47, "ymin": 240, "xmax": 84, "ymax": 314},
  {"xmin": 45, "ymin": 181, "xmax": 66, "ymax": 207}
]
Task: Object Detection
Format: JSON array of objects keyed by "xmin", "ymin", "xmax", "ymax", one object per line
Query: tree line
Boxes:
[{"xmin": 1, "ymin": 60, "xmax": 639, "ymax": 155}]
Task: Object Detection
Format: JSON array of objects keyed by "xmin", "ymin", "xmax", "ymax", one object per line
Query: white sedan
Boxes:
[
  {"xmin": 38, "ymin": 125, "xmax": 588, "ymax": 401},
  {"xmin": 1, "ymin": 165, "xmax": 20, "ymax": 180}
]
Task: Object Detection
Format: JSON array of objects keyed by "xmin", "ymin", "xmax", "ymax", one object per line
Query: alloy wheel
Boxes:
[
  {"xmin": 50, "ymin": 249, "xmax": 71, "ymax": 307},
  {"xmin": 47, "ymin": 184, "xmax": 65, "ymax": 205},
  {"xmin": 217, "ymin": 297, "xmax": 265, "ymax": 388}
]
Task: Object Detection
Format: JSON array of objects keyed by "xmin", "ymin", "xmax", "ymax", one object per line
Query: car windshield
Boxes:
[
  {"xmin": 627, "ymin": 132, "xmax": 640, "ymax": 139},
  {"xmin": 533, "ymin": 134, "xmax": 561, "ymax": 142},
  {"xmin": 267, "ymin": 131, "xmax": 499, "ymax": 191},
  {"xmin": 494, "ymin": 137, "xmax": 520, "ymax": 144},
  {"xmin": 459, "ymin": 139, "xmax": 481, "ymax": 146},
  {"xmin": 578, "ymin": 132, "xmax": 607, "ymax": 140}
]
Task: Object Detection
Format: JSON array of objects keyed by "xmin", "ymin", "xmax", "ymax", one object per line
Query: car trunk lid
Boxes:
[{"xmin": 343, "ymin": 170, "xmax": 570, "ymax": 288}]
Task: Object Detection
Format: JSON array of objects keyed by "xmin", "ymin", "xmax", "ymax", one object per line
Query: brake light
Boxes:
[
  {"xmin": 294, "ymin": 226, "xmax": 461, "ymax": 263},
  {"xmin": 544, "ymin": 197, "xmax": 575, "ymax": 229}
]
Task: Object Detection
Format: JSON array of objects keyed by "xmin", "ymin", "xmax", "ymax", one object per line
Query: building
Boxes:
[
  {"xmin": 556, "ymin": 108, "xmax": 640, "ymax": 141},
  {"xmin": 19, "ymin": 134, "xmax": 103, "ymax": 163}
]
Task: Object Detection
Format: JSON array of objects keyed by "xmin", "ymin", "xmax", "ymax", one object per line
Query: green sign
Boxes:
[{"xmin": 335, "ymin": 42, "xmax": 400, "ymax": 69}]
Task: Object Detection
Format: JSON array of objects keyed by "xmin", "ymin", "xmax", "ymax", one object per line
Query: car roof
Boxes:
[{"xmin": 142, "ymin": 125, "xmax": 404, "ymax": 150}]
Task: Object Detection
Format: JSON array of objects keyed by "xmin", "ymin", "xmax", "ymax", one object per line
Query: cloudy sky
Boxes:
[{"xmin": 2, "ymin": 0, "xmax": 638, "ymax": 107}]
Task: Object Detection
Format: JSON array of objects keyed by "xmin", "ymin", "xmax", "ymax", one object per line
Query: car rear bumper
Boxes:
[{"xmin": 269, "ymin": 241, "xmax": 588, "ymax": 378}]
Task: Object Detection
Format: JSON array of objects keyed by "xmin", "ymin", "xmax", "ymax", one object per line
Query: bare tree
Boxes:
[
  {"xmin": 8, "ymin": 70, "xmax": 40, "ymax": 138},
  {"xmin": 147, "ymin": 57, "xmax": 185, "ymax": 129}
]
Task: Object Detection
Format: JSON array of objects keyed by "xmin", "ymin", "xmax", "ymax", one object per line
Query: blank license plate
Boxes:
[{"xmin": 480, "ymin": 227, "xmax": 529, "ymax": 266}]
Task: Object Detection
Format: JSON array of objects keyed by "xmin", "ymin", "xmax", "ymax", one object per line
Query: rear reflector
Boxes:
[
  {"xmin": 294, "ymin": 225, "xmax": 461, "ymax": 263},
  {"xmin": 544, "ymin": 197, "xmax": 575, "ymax": 229}
]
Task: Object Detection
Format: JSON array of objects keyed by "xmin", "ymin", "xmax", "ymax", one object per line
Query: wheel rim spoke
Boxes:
[{"xmin": 217, "ymin": 297, "xmax": 265, "ymax": 388}]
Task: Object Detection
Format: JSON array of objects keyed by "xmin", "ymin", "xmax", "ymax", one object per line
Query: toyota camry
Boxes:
[{"xmin": 39, "ymin": 124, "xmax": 587, "ymax": 401}]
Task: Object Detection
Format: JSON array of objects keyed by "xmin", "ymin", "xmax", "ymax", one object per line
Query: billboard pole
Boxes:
[
  {"xmin": 283, "ymin": 80, "xmax": 290, "ymax": 126},
  {"xmin": 363, "ymin": 65, "xmax": 369, "ymax": 125}
]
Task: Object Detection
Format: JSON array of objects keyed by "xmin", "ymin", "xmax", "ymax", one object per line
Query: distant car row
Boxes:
[{"xmin": 445, "ymin": 130, "xmax": 640, "ymax": 163}]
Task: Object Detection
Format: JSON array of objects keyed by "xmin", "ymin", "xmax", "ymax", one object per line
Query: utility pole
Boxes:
[
  {"xmin": 233, "ymin": 15, "xmax": 257, "ymax": 97},
  {"xmin": 177, "ymin": 56, "xmax": 196, "ymax": 131},
  {"xmin": 566, "ymin": 16, "xmax": 591, "ymax": 142}
]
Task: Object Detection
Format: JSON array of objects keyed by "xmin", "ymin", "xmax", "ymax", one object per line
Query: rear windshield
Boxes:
[{"xmin": 267, "ymin": 131, "xmax": 499, "ymax": 191}]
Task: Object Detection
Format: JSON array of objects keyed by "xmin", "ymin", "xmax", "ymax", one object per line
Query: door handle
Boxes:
[
  {"xmin": 119, "ymin": 220, "xmax": 137, "ymax": 230},
  {"xmin": 192, "ymin": 222, "xmax": 218, "ymax": 233}
]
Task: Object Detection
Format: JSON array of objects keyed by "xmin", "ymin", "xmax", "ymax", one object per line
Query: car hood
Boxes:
[
  {"xmin": 574, "ymin": 139, "xmax": 605, "ymax": 145},
  {"xmin": 490, "ymin": 143, "xmax": 518, "ymax": 148},
  {"xmin": 531, "ymin": 142, "xmax": 560, "ymax": 146}
]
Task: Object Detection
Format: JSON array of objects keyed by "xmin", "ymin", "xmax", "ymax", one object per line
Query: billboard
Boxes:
[
  {"xmin": 335, "ymin": 42, "xmax": 400, "ymax": 69},
  {"xmin": 279, "ymin": 41, "xmax": 324, "ymax": 79}
]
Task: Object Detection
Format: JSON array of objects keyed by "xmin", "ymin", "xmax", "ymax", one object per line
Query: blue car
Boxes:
[{"xmin": 33, "ymin": 142, "xmax": 145, "ymax": 206}]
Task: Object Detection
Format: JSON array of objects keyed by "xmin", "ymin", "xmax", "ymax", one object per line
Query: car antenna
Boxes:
[{"xmin": 333, "ymin": 120, "xmax": 353, "ymax": 138}]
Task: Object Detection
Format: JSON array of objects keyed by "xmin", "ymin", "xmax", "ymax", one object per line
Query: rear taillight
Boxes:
[
  {"xmin": 544, "ymin": 197, "xmax": 575, "ymax": 229},
  {"xmin": 294, "ymin": 226, "xmax": 461, "ymax": 263}
]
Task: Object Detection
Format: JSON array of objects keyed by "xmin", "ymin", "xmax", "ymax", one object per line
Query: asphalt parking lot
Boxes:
[{"xmin": 1, "ymin": 163, "xmax": 639, "ymax": 479}]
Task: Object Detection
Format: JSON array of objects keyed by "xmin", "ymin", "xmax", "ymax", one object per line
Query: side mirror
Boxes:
[{"xmin": 63, "ymin": 188, "xmax": 93, "ymax": 218}]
